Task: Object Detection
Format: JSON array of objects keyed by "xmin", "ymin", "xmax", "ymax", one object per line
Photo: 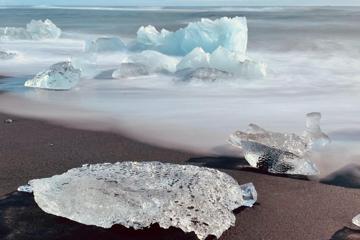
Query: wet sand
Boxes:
[{"xmin": 0, "ymin": 113, "xmax": 359, "ymax": 240}]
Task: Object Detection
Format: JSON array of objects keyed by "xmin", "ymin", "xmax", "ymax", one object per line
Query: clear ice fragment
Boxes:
[
  {"xmin": 85, "ymin": 37, "xmax": 126, "ymax": 53},
  {"xmin": 176, "ymin": 67, "xmax": 233, "ymax": 82},
  {"xmin": 303, "ymin": 112, "xmax": 331, "ymax": 149},
  {"xmin": 27, "ymin": 161, "xmax": 257, "ymax": 240},
  {"xmin": 24, "ymin": 61, "xmax": 81, "ymax": 90},
  {"xmin": 112, "ymin": 63, "xmax": 149, "ymax": 79},
  {"xmin": 17, "ymin": 184, "xmax": 33, "ymax": 193},
  {"xmin": 353, "ymin": 214, "xmax": 360, "ymax": 227}
]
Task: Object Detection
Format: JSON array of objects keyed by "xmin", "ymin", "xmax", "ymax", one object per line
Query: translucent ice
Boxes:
[
  {"xmin": 128, "ymin": 50, "xmax": 179, "ymax": 73},
  {"xmin": 0, "ymin": 50, "xmax": 16, "ymax": 60},
  {"xmin": 112, "ymin": 63, "xmax": 149, "ymax": 79},
  {"xmin": 176, "ymin": 68, "xmax": 233, "ymax": 82},
  {"xmin": 85, "ymin": 37, "xmax": 126, "ymax": 53},
  {"xmin": 136, "ymin": 17, "xmax": 248, "ymax": 56},
  {"xmin": 24, "ymin": 61, "xmax": 81, "ymax": 90},
  {"xmin": 0, "ymin": 19, "xmax": 61, "ymax": 40},
  {"xmin": 177, "ymin": 47, "xmax": 267, "ymax": 78},
  {"xmin": 27, "ymin": 161, "xmax": 257, "ymax": 240},
  {"xmin": 353, "ymin": 214, "xmax": 360, "ymax": 227},
  {"xmin": 303, "ymin": 112, "xmax": 331, "ymax": 149},
  {"xmin": 17, "ymin": 184, "xmax": 33, "ymax": 193},
  {"xmin": 228, "ymin": 113, "xmax": 331, "ymax": 175}
]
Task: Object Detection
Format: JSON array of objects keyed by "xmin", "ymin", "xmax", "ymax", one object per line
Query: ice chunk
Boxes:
[
  {"xmin": 0, "ymin": 19, "xmax": 61, "ymax": 40},
  {"xmin": 18, "ymin": 184, "xmax": 33, "ymax": 193},
  {"xmin": 85, "ymin": 37, "xmax": 126, "ymax": 53},
  {"xmin": 128, "ymin": 50, "xmax": 179, "ymax": 73},
  {"xmin": 176, "ymin": 68, "xmax": 233, "ymax": 82},
  {"xmin": 24, "ymin": 61, "xmax": 81, "ymax": 90},
  {"xmin": 228, "ymin": 113, "xmax": 331, "ymax": 175},
  {"xmin": 303, "ymin": 112, "xmax": 331, "ymax": 149},
  {"xmin": 177, "ymin": 47, "xmax": 267, "ymax": 78},
  {"xmin": 0, "ymin": 50, "xmax": 16, "ymax": 60},
  {"xmin": 112, "ymin": 63, "xmax": 149, "ymax": 79},
  {"xmin": 27, "ymin": 161, "xmax": 257, "ymax": 240},
  {"xmin": 353, "ymin": 214, "xmax": 360, "ymax": 227},
  {"xmin": 136, "ymin": 17, "xmax": 248, "ymax": 56}
]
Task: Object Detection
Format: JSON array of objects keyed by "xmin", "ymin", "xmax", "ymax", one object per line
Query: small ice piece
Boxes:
[
  {"xmin": 27, "ymin": 161, "xmax": 257, "ymax": 240},
  {"xmin": 24, "ymin": 61, "xmax": 81, "ymax": 90},
  {"xmin": 18, "ymin": 184, "xmax": 33, "ymax": 193},
  {"xmin": 136, "ymin": 17, "xmax": 248, "ymax": 56},
  {"xmin": 176, "ymin": 68, "xmax": 233, "ymax": 82},
  {"xmin": 0, "ymin": 50, "xmax": 16, "ymax": 60},
  {"xmin": 353, "ymin": 214, "xmax": 360, "ymax": 227},
  {"xmin": 228, "ymin": 113, "xmax": 331, "ymax": 175},
  {"xmin": 128, "ymin": 50, "xmax": 179, "ymax": 73},
  {"xmin": 303, "ymin": 112, "xmax": 331, "ymax": 149},
  {"xmin": 112, "ymin": 63, "xmax": 149, "ymax": 79},
  {"xmin": 176, "ymin": 47, "xmax": 266, "ymax": 78},
  {"xmin": 85, "ymin": 37, "xmax": 126, "ymax": 53},
  {"xmin": 0, "ymin": 19, "xmax": 61, "ymax": 40}
]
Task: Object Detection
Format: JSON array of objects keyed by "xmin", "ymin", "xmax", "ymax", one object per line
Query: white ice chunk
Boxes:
[
  {"xmin": 136, "ymin": 17, "xmax": 248, "ymax": 56},
  {"xmin": 177, "ymin": 47, "xmax": 266, "ymax": 79},
  {"xmin": 353, "ymin": 214, "xmax": 360, "ymax": 227},
  {"xmin": 128, "ymin": 50, "xmax": 179, "ymax": 73},
  {"xmin": 0, "ymin": 19, "xmax": 61, "ymax": 40},
  {"xmin": 112, "ymin": 63, "xmax": 149, "ymax": 79},
  {"xmin": 24, "ymin": 61, "xmax": 81, "ymax": 90},
  {"xmin": 228, "ymin": 113, "xmax": 331, "ymax": 175},
  {"xmin": 303, "ymin": 112, "xmax": 331, "ymax": 149},
  {"xmin": 17, "ymin": 184, "xmax": 33, "ymax": 193},
  {"xmin": 28, "ymin": 161, "xmax": 257, "ymax": 240},
  {"xmin": 0, "ymin": 50, "xmax": 16, "ymax": 60},
  {"xmin": 85, "ymin": 37, "xmax": 126, "ymax": 53}
]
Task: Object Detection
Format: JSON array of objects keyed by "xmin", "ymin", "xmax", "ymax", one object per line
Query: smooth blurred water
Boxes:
[{"xmin": 0, "ymin": 6, "xmax": 360, "ymax": 176}]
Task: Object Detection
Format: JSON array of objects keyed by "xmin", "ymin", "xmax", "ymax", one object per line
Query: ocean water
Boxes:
[{"xmin": 1, "ymin": 6, "xmax": 360, "ymax": 176}]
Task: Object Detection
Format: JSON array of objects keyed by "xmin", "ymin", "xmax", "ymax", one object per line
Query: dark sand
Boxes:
[{"xmin": 0, "ymin": 113, "xmax": 360, "ymax": 240}]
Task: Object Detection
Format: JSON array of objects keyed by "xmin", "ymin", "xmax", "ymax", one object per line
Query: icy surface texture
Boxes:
[
  {"xmin": 303, "ymin": 112, "xmax": 331, "ymax": 149},
  {"xmin": 353, "ymin": 214, "xmax": 360, "ymax": 227},
  {"xmin": 86, "ymin": 37, "xmax": 126, "ymax": 53},
  {"xmin": 228, "ymin": 113, "xmax": 330, "ymax": 175},
  {"xmin": 18, "ymin": 184, "xmax": 33, "ymax": 193},
  {"xmin": 128, "ymin": 50, "xmax": 179, "ymax": 73},
  {"xmin": 28, "ymin": 161, "xmax": 257, "ymax": 240},
  {"xmin": 176, "ymin": 68, "xmax": 233, "ymax": 82},
  {"xmin": 136, "ymin": 17, "xmax": 248, "ymax": 56},
  {"xmin": 0, "ymin": 19, "xmax": 61, "ymax": 40},
  {"xmin": 112, "ymin": 63, "xmax": 149, "ymax": 79},
  {"xmin": 176, "ymin": 47, "xmax": 267, "ymax": 78},
  {"xmin": 0, "ymin": 50, "xmax": 16, "ymax": 60},
  {"xmin": 24, "ymin": 61, "xmax": 81, "ymax": 90}
]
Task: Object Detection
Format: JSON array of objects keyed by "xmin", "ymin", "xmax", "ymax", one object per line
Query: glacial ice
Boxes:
[
  {"xmin": 0, "ymin": 50, "xmax": 16, "ymax": 60},
  {"xmin": 176, "ymin": 47, "xmax": 267, "ymax": 78},
  {"xmin": 112, "ymin": 63, "xmax": 149, "ymax": 79},
  {"xmin": 128, "ymin": 50, "xmax": 179, "ymax": 73},
  {"xmin": 228, "ymin": 113, "xmax": 330, "ymax": 175},
  {"xmin": 17, "ymin": 184, "xmax": 33, "ymax": 193},
  {"xmin": 136, "ymin": 17, "xmax": 248, "ymax": 56},
  {"xmin": 24, "ymin": 61, "xmax": 81, "ymax": 90},
  {"xmin": 176, "ymin": 68, "xmax": 233, "ymax": 82},
  {"xmin": 353, "ymin": 214, "xmax": 360, "ymax": 227},
  {"xmin": 27, "ymin": 161, "xmax": 257, "ymax": 240},
  {"xmin": 0, "ymin": 19, "xmax": 61, "ymax": 40},
  {"xmin": 85, "ymin": 37, "xmax": 126, "ymax": 53}
]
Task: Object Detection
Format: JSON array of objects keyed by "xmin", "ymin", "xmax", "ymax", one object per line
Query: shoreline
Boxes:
[{"xmin": 0, "ymin": 112, "xmax": 360, "ymax": 239}]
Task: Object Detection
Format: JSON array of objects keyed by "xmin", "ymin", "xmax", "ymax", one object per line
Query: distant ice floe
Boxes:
[
  {"xmin": 85, "ymin": 37, "xmax": 126, "ymax": 53},
  {"xmin": 135, "ymin": 17, "xmax": 248, "ymax": 56},
  {"xmin": 19, "ymin": 161, "xmax": 257, "ymax": 240},
  {"xmin": 0, "ymin": 19, "xmax": 61, "ymax": 40},
  {"xmin": 228, "ymin": 112, "xmax": 331, "ymax": 176},
  {"xmin": 24, "ymin": 61, "xmax": 81, "ymax": 90},
  {"xmin": 353, "ymin": 214, "xmax": 360, "ymax": 227},
  {"xmin": 0, "ymin": 50, "xmax": 16, "ymax": 60}
]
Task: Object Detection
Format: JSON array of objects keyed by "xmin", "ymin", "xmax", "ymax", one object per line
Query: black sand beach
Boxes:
[{"xmin": 0, "ymin": 113, "xmax": 360, "ymax": 240}]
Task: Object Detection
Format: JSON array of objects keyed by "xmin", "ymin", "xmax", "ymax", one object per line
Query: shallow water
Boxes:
[{"xmin": 0, "ymin": 6, "xmax": 360, "ymax": 176}]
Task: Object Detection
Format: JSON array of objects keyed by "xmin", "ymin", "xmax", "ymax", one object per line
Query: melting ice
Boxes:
[
  {"xmin": 353, "ymin": 214, "xmax": 360, "ymax": 227},
  {"xmin": 22, "ymin": 162, "xmax": 257, "ymax": 240}
]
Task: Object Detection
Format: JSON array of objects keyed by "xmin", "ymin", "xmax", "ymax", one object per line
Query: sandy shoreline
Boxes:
[{"xmin": 0, "ymin": 112, "xmax": 360, "ymax": 240}]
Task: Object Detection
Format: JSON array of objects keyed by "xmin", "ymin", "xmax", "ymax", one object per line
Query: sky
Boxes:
[{"xmin": 1, "ymin": 0, "xmax": 360, "ymax": 6}]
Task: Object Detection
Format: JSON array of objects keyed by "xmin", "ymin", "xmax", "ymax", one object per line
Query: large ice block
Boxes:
[
  {"xmin": 24, "ymin": 61, "xmax": 81, "ymax": 90},
  {"xmin": 128, "ymin": 50, "xmax": 179, "ymax": 73},
  {"xmin": 0, "ymin": 19, "xmax": 61, "ymax": 40},
  {"xmin": 26, "ymin": 161, "xmax": 257, "ymax": 240},
  {"xmin": 136, "ymin": 17, "xmax": 248, "ymax": 56},
  {"xmin": 228, "ymin": 113, "xmax": 330, "ymax": 175}
]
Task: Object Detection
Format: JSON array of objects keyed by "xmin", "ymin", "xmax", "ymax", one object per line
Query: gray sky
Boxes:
[{"xmin": 1, "ymin": 0, "xmax": 360, "ymax": 6}]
